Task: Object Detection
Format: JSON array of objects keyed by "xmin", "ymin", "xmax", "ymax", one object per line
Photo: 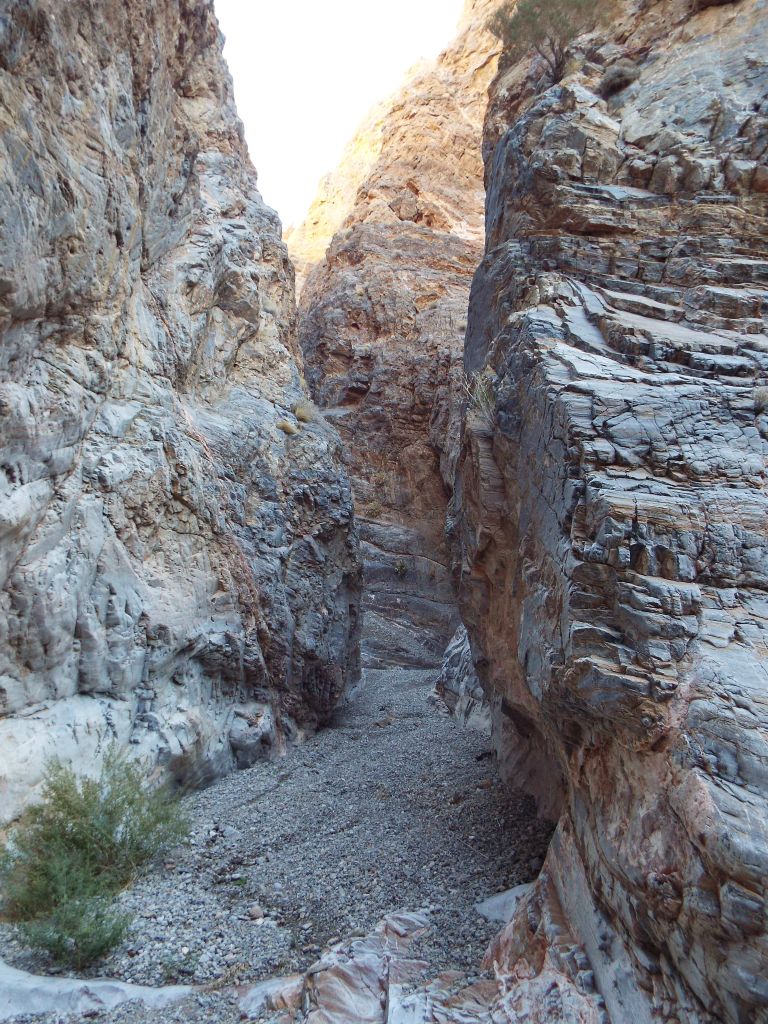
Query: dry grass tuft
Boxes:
[
  {"xmin": 293, "ymin": 401, "xmax": 316, "ymax": 424},
  {"xmin": 462, "ymin": 371, "xmax": 496, "ymax": 425},
  {"xmin": 276, "ymin": 418, "xmax": 299, "ymax": 435},
  {"xmin": 362, "ymin": 499, "xmax": 384, "ymax": 519}
]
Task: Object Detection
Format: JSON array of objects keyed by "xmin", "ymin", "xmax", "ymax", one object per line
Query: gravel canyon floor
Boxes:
[{"xmin": 0, "ymin": 667, "xmax": 552, "ymax": 1023}]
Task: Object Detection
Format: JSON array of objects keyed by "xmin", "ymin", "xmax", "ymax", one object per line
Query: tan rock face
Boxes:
[
  {"xmin": 292, "ymin": 0, "xmax": 500, "ymax": 667},
  {"xmin": 0, "ymin": 0, "xmax": 361, "ymax": 822},
  {"xmin": 455, "ymin": 0, "xmax": 768, "ymax": 1020}
]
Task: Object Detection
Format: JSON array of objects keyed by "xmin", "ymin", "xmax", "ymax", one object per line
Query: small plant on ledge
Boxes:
[
  {"xmin": 276, "ymin": 418, "xmax": 299, "ymax": 435},
  {"xmin": 293, "ymin": 400, "xmax": 317, "ymax": 424},
  {"xmin": 360, "ymin": 498, "xmax": 384, "ymax": 519},
  {"xmin": 394, "ymin": 559, "xmax": 408, "ymax": 578},
  {"xmin": 461, "ymin": 370, "xmax": 496, "ymax": 426}
]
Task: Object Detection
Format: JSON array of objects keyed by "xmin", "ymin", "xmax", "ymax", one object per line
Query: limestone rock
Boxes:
[
  {"xmin": 0, "ymin": 0, "xmax": 361, "ymax": 823},
  {"xmin": 435, "ymin": 624, "xmax": 490, "ymax": 731},
  {"xmin": 291, "ymin": 0, "xmax": 501, "ymax": 668},
  {"xmin": 285, "ymin": 96, "xmax": 394, "ymax": 295},
  {"xmin": 474, "ymin": 882, "xmax": 533, "ymax": 923},
  {"xmin": 239, "ymin": 906, "xmax": 602, "ymax": 1024},
  {"xmin": 454, "ymin": 0, "xmax": 768, "ymax": 1020},
  {"xmin": 239, "ymin": 910, "xmax": 431, "ymax": 1022},
  {"xmin": 0, "ymin": 957, "xmax": 190, "ymax": 1020}
]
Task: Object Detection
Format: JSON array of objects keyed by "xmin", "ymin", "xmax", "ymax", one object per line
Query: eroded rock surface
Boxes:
[
  {"xmin": 0, "ymin": 0, "xmax": 361, "ymax": 823},
  {"xmin": 291, "ymin": 0, "xmax": 500, "ymax": 668},
  {"xmin": 0, "ymin": 959, "xmax": 190, "ymax": 1021},
  {"xmin": 435, "ymin": 624, "xmax": 489, "ymax": 731},
  {"xmin": 237, "ymin": 905, "xmax": 603, "ymax": 1024},
  {"xmin": 0, "ymin": 666, "xmax": 552, "ymax": 1023},
  {"xmin": 454, "ymin": 0, "xmax": 768, "ymax": 1020}
]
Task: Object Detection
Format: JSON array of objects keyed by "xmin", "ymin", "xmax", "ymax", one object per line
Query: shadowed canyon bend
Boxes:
[{"xmin": 1, "ymin": 0, "xmax": 767, "ymax": 1022}]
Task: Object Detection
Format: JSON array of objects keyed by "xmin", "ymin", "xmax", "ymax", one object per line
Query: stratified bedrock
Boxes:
[
  {"xmin": 0, "ymin": 0, "xmax": 361, "ymax": 824},
  {"xmin": 453, "ymin": 0, "xmax": 768, "ymax": 1019},
  {"xmin": 290, "ymin": 0, "xmax": 500, "ymax": 669}
]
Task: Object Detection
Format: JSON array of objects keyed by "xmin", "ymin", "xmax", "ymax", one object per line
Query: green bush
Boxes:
[
  {"xmin": 1, "ymin": 753, "xmax": 188, "ymax": 967},
  {"xmin": 489, "ymin": 0, "xmax": 617, "ymax": 82},
  {"xmin": 18, "ymin": 896, "xmax": 130, "ymax": 971}
]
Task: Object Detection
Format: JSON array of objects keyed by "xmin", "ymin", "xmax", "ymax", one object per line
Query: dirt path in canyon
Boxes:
[{"xmin": 2, "ymin": 667, "xmax": 551, "ymax": 1023}]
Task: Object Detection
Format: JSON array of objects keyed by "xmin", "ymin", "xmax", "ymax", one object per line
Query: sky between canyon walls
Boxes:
[{"xmin": 215, "ymin": 0, "xmax": 465, "ymax": 229}]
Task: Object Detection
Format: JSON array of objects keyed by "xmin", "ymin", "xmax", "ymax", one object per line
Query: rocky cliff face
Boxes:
[
  {"xmin": 290, "ymin": 0, "xmax": 500, "ymax": 668},
  {"xmin": 0, "ymin": 0, "xmax": 360, "ymax": 824},
  {"xmin": 455, "ymin": 0, "xmax": 768, "ymax": 1019}
]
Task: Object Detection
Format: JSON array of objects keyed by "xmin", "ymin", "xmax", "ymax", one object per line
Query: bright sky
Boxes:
[{"xmin": 215, "ymin": 0, "xmax": 466, "ymax": 230}]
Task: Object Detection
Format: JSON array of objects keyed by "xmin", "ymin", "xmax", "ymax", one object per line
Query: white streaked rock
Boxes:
[{"xmin": 0, "ymin": 958, "xmax": 190, "ymax": 1020}]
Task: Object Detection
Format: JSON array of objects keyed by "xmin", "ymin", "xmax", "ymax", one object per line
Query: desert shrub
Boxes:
[
  {"xmin": 359, "ymin": 498, "xmax": 384, "ymax": 519},
  {"xmin": 489, "ymin": 0, "xmax": 618, "ymax": 82},
  {"xmin": 1, "ymin": 754, "xmax": 187, "ymax": 966},
  {"xmin": 462, "ymin": 371, "xmax": 496, "ymax": 425},
  {"xmin": 754, "ymin": 385, "xmax": 768, "ymax": 413},
  {"xmin": 276, "ymin": 418, "xmax": 299, "ymax": 435},
  {"xmin": 293, "ymin": 400, "xmax": 316, "ymax": 423},
  {"xmin": 18, "ymin": 895, "xmax": 130, "ymax": 971},
  {"xmin": 394, "ymin": 559, "xmax": 408, "ymax": 578}
]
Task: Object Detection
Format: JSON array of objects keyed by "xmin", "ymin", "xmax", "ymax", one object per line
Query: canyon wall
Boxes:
[
  {"xmin": 290, "ymin": 0, "xmax": 500, "ymax": 668},
  {"xmin": 0, "ymin": 0, "xmax": 361, "ymax": 823},
  {"xmin": 454, "ymin": 0, "xmax": 768, "ymax": 1020}
]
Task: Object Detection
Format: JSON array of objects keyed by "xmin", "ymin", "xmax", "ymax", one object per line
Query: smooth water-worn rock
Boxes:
[
  {"xmin": 0, "ymin": 0, "xmax": 361, "ymax": 823},
  {"xmin": 240, "ymin": 903, "xmax": 600, "ymax": 1024},
  {"xmin": 474, "ymin": 882, "xmax": 532, "ymax": 924},
  {"xmin": 453, "ymin": 0, "xmax": 768, "ymax": 1020},
  {"xmin": 290, "ymin": 0, "xmax": 500, "ymax": 668},
  {"xmin": 435, "ymin": 624, "xmax": 490, "ymax": 731},
  {"xmin": 0, "ymin": 959, "xmax": 190, "ymax": 1020}
]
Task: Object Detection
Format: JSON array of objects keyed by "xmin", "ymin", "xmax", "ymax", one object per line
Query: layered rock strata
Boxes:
[
  {"xmin": 0, "ymin": 0, "xmax": 360, "ymax": 823},
  {"xmin": 241, "ymin": 907, "xmax": 614, "ymax": 1023},
  {"xmin": 291, "ymin": 0, "xmax": 500, "ymax": 668},
  {"xmin": 454, "ymin": 0, "xmax": 768, "ymax": 1019}
]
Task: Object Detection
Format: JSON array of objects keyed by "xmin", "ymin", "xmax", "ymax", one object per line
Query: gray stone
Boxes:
[
  {"xmin": 435, "ymin": 625, "xmax": 490, "ymax": 732},
  {"xmin": 0, "ymin": 0, "xmax": 361, "ymax": 824},
  {"xmin": 455, "ymin": 1, "xmax": 768, "ymax": 1020},
  {"xmin": 475, "ymin": 883, "xmax": 534, "ymax": 924},
  {"xmin": 0, "ymin": 957, "xmax": 190, "ymax": 1020}
]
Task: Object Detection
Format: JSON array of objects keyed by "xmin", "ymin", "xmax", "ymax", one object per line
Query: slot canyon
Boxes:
[{"xmin": 0, "ymin": 0, "xmax": 767, "ymax": 1021}]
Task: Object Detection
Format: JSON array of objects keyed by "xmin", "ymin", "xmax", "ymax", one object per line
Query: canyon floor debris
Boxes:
[{"xmin": 0, "ymin": 667, "xmax": 551, "ymax": 1023}]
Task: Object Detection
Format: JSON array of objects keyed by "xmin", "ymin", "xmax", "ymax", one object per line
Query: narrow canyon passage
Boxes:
[
  {"xmin": 3, "ymin": 0, "xmax": 767, "ymax": 1021},
  {"xmin": 0, "ymin": 662, "xmax": 551, "ymax": 1023}
]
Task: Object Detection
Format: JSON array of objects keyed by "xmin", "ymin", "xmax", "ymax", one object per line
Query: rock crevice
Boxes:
[
  {"xmin": 290, "ymin": 0, "xmax": 500, "ymax": 669},
  {"xmin": 2, "ymin": 2, "xmax": 768, "ymax": 1023}
]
